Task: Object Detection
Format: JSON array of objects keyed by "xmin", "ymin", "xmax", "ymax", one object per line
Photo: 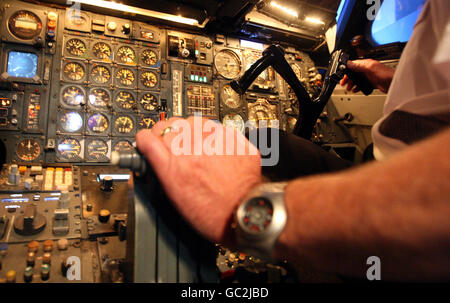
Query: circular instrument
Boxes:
[
  {"xmin": 140, "ymin": 71, "xmax": 158, "ymax": 88},
  {"xmin": 62, "ymin": 86, "xmax": 85, "ymax": 106},
  {"xmin": 58, "ymin": 138, "xmax": 81, "ymax": 160},
  {"xmin": 115, "ymin": 91, "xmax": 135, "ymax": 110},
  {"xmin": 139, "ymin": 116, "xmax": 156, "ymax": 129},
  {"xmin": 244, "ymin": 51, "xmax": 271, "ymax": 85},
  {"xmin": 214, "ymin": 49, "xmax": 242, "ymax": 79},
  {"xmin": 60, "ymin": 112, "xmax": 83, "ymax": 132},
  {"xmin": 90, "ymin": 65, "xmax": 111, "ymax": 84},
  {"xmin": 139, "ymin": 93, "xmax": 158, "ymax": 111},
  {"xmin": 115, "ymin": 116, "xmax": 134, "ymax": 134},
  {"xmin": 16, "ymin": 139, "xmax": 40, "ymax": 161},
  {"xmin": 8, "ymin": 10, "xmax": 42, "ymax": 40},
  {"xmin": 87, "ymin": 113, "xmax": 109, "ymax": 133},
  {"xmin": 63, "ymin": 62, "xmax": 85, "ymax": 81},
  {"xmin": 116, "ymin": 46, "xmax": 136, "ymax": 64},
  {"xmin": 142, "ymin": 49, "xmax": 158, "ymax": 66},
  {"xmin": 65, "ymin": 38, "xmax": 87, "ymax": 57},
  {"xmin": 221, "ymin": 85, "xmax": 241, "ymax": 109},
  {"xmin": 222, "ymin": 113, "xmax": 245, "ymax": 133},
  {"xmin": 92, "ymin": 42, "xmax": 112, "ymax": 60},
  {"xmin": 88, "ymin": 88, "xmax": 110, "ymax": 108},
  {"xmin": 241, "ymin": 197, "xmax": 273, "ymax": 233},
  {"xmin": 115, "ymin": 68, "xmax": 135, "ymax": 86},
  {"xmin": 113, "ymin": 140, "xmax": 133, "ymax": 152},
  {"xmin": 87, "ymin": 139, "xmax": 108, "ymax": 160}
]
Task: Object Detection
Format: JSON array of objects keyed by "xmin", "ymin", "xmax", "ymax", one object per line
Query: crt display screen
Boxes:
[{"xmin": 7, "ymin": 51, "xmax": 38, "ymax": 78}]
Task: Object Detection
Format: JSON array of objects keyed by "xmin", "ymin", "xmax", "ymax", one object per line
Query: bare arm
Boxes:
[{"xmin": 276, "ymin": 128, "xmax": 450, "ymax": 281}]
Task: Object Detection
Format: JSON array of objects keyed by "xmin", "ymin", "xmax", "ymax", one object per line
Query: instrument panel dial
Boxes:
[
  {"xmin": 115, "ymin": 116, "xmax": 134, "ymax": 134},
  {"xmin": 139, "ymin": 116, "xmax": 156, "ymax": 129},
  {"xmin": 92, "ymin": 42, "xmax": 112, "ymax": 60},
  {"xmin": 8, "ymin": 10, "xmax": 42, "ymax": 40},
  {"xmin": 139, "ymin": 93, "xmax": 158, "ymax": 111},
  {"xmin": 16, "ymin": 139, "xmax": 40, "ymax": 161},
  {"xmin": 116, "ymin": 46, "xmax": 136, "ymax": 64},
  {"xmin": 88, "ymin": 88, "xmax": 110, "ymax": 108},
  {"xmin": 62, "ymin": 86, "xmax": 85, "ymax": 106},
  {"xmin": 140, "ymin": 71, "xmax": 158, "ymax": 88},
  {"xmin": 142, "ymin": 49, "xmax": 158, "ymax": 66},
  {"xmin": 214, "ymin": 49, "xmax": 242, "ymax": 79},
  {"xmin": 221, "ymin": 85, "xmax": 241, "ymax": 109},
  {"xmin": 115, "ymin": 68, "xmax": 135, "ymax": 86},
  {"xmin": 88, "ymin": 113, "xmax": 109, "ymax": 133},
  {"xmin": 65, "ymin": 38, "xmax": 87, "ymax": 57},
  {"xmin": 58, "ymin": 138, "xmax": 81, "ymax": 160},
  {"xmin": 222, "ymin": 113, "xmax": 245, "ymax": 133},
  {"xmin": 113, "ymin": 140, "xmax": 133, "ymax": 152},
  {"xmin": 115, "ymin": 91, "xmax": 135, "ymax": 110},
  {"xmin": 63, "ymin": 62, "xmax": 85, "ymax": 81},
  {"xmin": 60, "ymin": 112, "xmax": 83, "ymax": 133},
  {"xmin": 87, "ymin": 139, "xmax": 108, "ymax": 160},
  {"xmin": 90, "ymin": 65, "xmax": 111, "ymax": 84}
]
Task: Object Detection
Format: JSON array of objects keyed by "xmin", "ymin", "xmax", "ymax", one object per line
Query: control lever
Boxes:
[{"xmin": 230, "ymin": 45, "xmax": 373, "ymax": 139}]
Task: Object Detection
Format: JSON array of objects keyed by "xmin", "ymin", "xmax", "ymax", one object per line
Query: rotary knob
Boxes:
[
  {"xmin": 107, "ymin": 21, "xmax": 117, "ymax": 31},
  {"xmin": 14, "ymin": 204, "xmax": 46, "ymax": 236},
  {"xmin": 100, "ymin": 176, "xmax": 114, "ymax": 192},
  {"xmin": 122, "ymin": 23, "xmax": 131, "ymax": 35},
  {"xmin": 99, "ymin": 209, "xmax": 111, "ymax": 223}
]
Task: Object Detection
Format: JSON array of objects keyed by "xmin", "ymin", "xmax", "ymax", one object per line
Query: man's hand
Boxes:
[
  {"xmin": 340, "ymin": 59, "xmax": 395, "ymax": 93},
  {"xmin": 135, "ymin": 116, "xmax": 262, "ymax": 245}
]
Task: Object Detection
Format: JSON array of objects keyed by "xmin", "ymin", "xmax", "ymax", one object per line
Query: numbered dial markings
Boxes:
[
  {"xmin": 65, "ymin": 38, "xmax": 87, "ymax": 57},
  {"xmin": 88, "ymin": 89, "xmax": 110, "ymax": 108},
  {"xmin": 221, "ymin": 85, "xmax": 241, "ymax": 109},
  {"xmin": 115, "ymin": 91, "xmax": 135, "ymax": 110},
  {"xmin": 60, "ymin": 112, "xmax": 83, "ymax": 132},
  {"xmin": 87, "ymin": 140, "xmax": 108, "ymax": 159},
  {"xmin": 117, "ymin": 46, "xmax": 136, "ymax": 64},
  {"xmin": 142, "ymin": 49, "xmax": 158, "ymax": 66},
  {"xmin": 90, "ymin": 65, "xmax": 111, "ymax": 84},
  {"xmin": 62, "ymin": 86, "xmax": 85, "ymax": 106},
  {"xmin": 63, "ymin": 62, "xmax": 85, "ymax": 81},
  {"xmin": 115, "ymin": 68, "xmax": 135, "ymax": 86},
  {"xmin": 16, "ymin": 139, "xmax": 40, "ymax": 161},
  {"xmin": 88, "ymin": 113, "xmax": 109, "ymax": 133},
  {"xmin": 58, "ymin": 138, "xmax": 81, "ymax": 160},
  {"xmin": 139, "ymin": 117, "xmax": 156, "ymax": 129},
  {"xmin": 214, "ymin": 50, "xmax": 242, "ymax": 79},
  {"xmin": 8, "ymin": 11, "xmax": 42, "ymax": 40},
  {"xmin": 223, "ymin": 113, "xmax": 245, "ymax": 133},
  {"xmin": 115, "ymin": 116, "xmax": 134, "ymax": 134},
  {"xmin": 140, "ymin": 71, "xmax": 158, "ymax": 88},
  {"xmin": 139, "ymin": 93, "xmax": 158, "ymax": 111},
  {"xmin": 92, "ymin": 42, "xmax": 112, "ymax": 60},
  {"xmin": 113, "ymin": 140, "xmax": 133, "ymax": 152}
]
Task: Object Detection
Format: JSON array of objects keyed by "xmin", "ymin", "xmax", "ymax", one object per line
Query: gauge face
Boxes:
[
  {"xmin": 62, "ymin": 86, "xmax": 85, "ymax": 106},
  {"xmin": 90, "ymin": 65, "xmax": 111, "ymax": 84},
  {"xmin": 113, "ymin": 140, "xmax": 133, "ymax": 152},
  {"xmin": 63, "ymin": 62, "xmax": 85, "ymax": 81},
  {"xmin": 242, "ymin": 198, "xmax": 273, "ymax": 233},
  {"xmin": 142, "ymin": 49, "xmax": 158, "ymax": 66},
  {"xmin": 117, "ymin": 46, "xmax": 136, "ymax": 64},
  {"xmin": 140, "ymin": 71, "xmax": 158, "ymax": 88},
  {"xmin": 223, "ymin": 113, "xmax": 245, "ymax": 133},
  {"xmin": 16, "ymin": 139, "xmax": 40, "ymax": 161},
  {"xmin": 139, "ymin": 116, "xmax": 156, "ymax": 129},
  {"xmin": 8, "ymin": 10, "xmax": 42, "ymax": 40},
  {"xmin": 58, "ymin": 138, "xmax": 81, "ymax": 160},
  {"xmin": 115, "ymin": 91, "xmax": 135, "ymax": 110},
  {"xmin": 88, "ymin": 88, "xmax": 110, "ymax": 108},
  {"xmin": 115, "ymin": 116, "xmax": 134, "ymax": 134},
  {"xmin": 221, "ymin": 85, "xmax": 241, "ymax": 109},
  {"xmin": 244, "ymin": 52, "xmax": 271, "ymax": 85},
  {"xmin": 65, "ymin": 38, "xmax": 87, "ymax": 57},
  {"xmin": 248, "ymin": 99, "xmax": 278, "ymax": 127},
  {"xmin": 88, "ymin": 113, "xmax": 109, "ymax": 133},
  {"xmin": 60, "ymin": 112, "xmax": 83, "ymax": 132},
  {"xmin": 215, "ymin": 50, "xmax": 242, "ymax": 79},
  {"xmin": 115, "ymin": 68, "xmax": 135, "ymax": 86},
  {"xmin": 139, "ymin": 93, "xmax": 158, "ymax": 111},
  {"xmin": 92, "ymin": 42, "xmax": 112, "ymax": 60},
  {"xmin": 87, "ymin": 139, "xmax": 108, "ymax": 160}
]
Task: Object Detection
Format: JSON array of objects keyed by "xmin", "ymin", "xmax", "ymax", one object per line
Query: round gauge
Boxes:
[
  {"xmin": 113, "ymin": 140, "xmax": 133, "ymax": 152},
  {"xmin": 214, "ymin": 49, "xmax": 242, "ymax": 79},
  {"xmin": 63, "ymin": 62, "xmax": 85, "ymax": 81},
  {"xmin": 223, "ymin": 113, "xmax": 245, "ymax": 133},
  {"xmin": 8, "ymin": 10, "xmax": 42, "ymax": 40},
  {"xmin": 88, "ymin": 88, "xmax": 110, "ymax": 108},
  {"xmin": 115, "ymin": 116, "xmax": 134, "ymax": 134},
  {"xmin": 16, "ymin": 139, "xmax": 40, "ymax": 161},
  {"xmin": 88, "ymin": 113, "xmax": 109, "ymax": 133},
  {"xmin": 241, "ymin": 197, "xmax": 273, "ymax": 233},
  {"xmin": 115, "ymin": 91, "xmax": 135, "ymax": 110},
  {"xmin": 65, "ymin": 38, "xmax": 87, "ymax": 57},
  {"xmin": 115, "ymin": 68, "xmax": 135, "ymax": 86},
  {"xmin": 140, "ymin": 71, "xmax": 158, "ymax": 88},
  {"xmin": 292, "ymin": 63, "xmax": 302, "ymax": 80},
  {"xmin": 142, "ymin": 49, "xmax": 158, "ymax": 66},
  {"xmin": 116, "ymin": 46, "xmax": 136, "ymax": 64},
  {"xmin": 139, "ymin": 93, "xmax": 158, "ymax": 111},
  {"xmin": 244, "ymin": 52, "xmax": 269, "ymax": 85},
  {"xmin": 92, "ymin": 42, "xmax": 112, "ymax": 60},
  {"xmin": 221, "ymin": 85, "xmax": 241, "ymax": 109},
  {"xmin": 87, "ymin": 140, "xmax": 108, "ymax": 160},
  {"xmin": 90, "ymin": 65, "xmax": 111, "ymax": 84},
  {"xmin": 139, "ymin": 116, "xmax": 156, "ymax": 129},
  {"xmin": 58, "ymin": 138, "xmax": 81, "ymax": 160},
  {"xmin": 60, "ymin": 112, "xmax": 83, "ymax": 132},
  {"xmin": 62, "ymin": 86, "xmax": 85, "ymax": 106}
]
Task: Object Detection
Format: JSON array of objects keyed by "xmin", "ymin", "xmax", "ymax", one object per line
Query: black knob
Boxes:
[
  {"xmin": 13, "ymin": 204, "xmax": 46, "ymax": 236},
  {"xmin": 101, "ymin": 176, "xmax": 114, "ymax": 192},
  {"xmin": 122, "ymin": 24, "xmax": 131, "ymax": 35}
]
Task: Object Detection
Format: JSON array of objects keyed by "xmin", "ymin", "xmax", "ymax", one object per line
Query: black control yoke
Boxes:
[{"xmin": 230, "ymin": 45, "xmax": 373, "ymax": 139}]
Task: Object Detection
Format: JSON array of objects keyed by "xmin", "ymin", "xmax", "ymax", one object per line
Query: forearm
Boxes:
[{"xmin": 275, "ymin": 128, "xmax": 450, "ymax": 281}]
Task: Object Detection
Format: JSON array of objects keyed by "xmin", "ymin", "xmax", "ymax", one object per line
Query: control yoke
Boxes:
[{"xmin": 230, "ymin": 45, "xmax": 373, "ymax": 139}]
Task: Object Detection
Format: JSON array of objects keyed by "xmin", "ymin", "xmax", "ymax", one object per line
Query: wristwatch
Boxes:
[{"xmin": 234, "ymin": 182, "xmax": 288, "ymax": 261}]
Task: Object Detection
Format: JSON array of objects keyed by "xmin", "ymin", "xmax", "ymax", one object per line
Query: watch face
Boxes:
[{"xmin": 241, "ymin": 197, "xmax": 273, "ymax": 233}]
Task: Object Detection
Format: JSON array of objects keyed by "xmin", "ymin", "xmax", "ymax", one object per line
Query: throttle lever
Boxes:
[{"xmin": 334, "ymin": 50, "xmax": 374, "ymax": 95}]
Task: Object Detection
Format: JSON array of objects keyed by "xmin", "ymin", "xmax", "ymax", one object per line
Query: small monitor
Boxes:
[{"xmin": 7, "ymin": 51, "xmax": 38, "ymax": 78}]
